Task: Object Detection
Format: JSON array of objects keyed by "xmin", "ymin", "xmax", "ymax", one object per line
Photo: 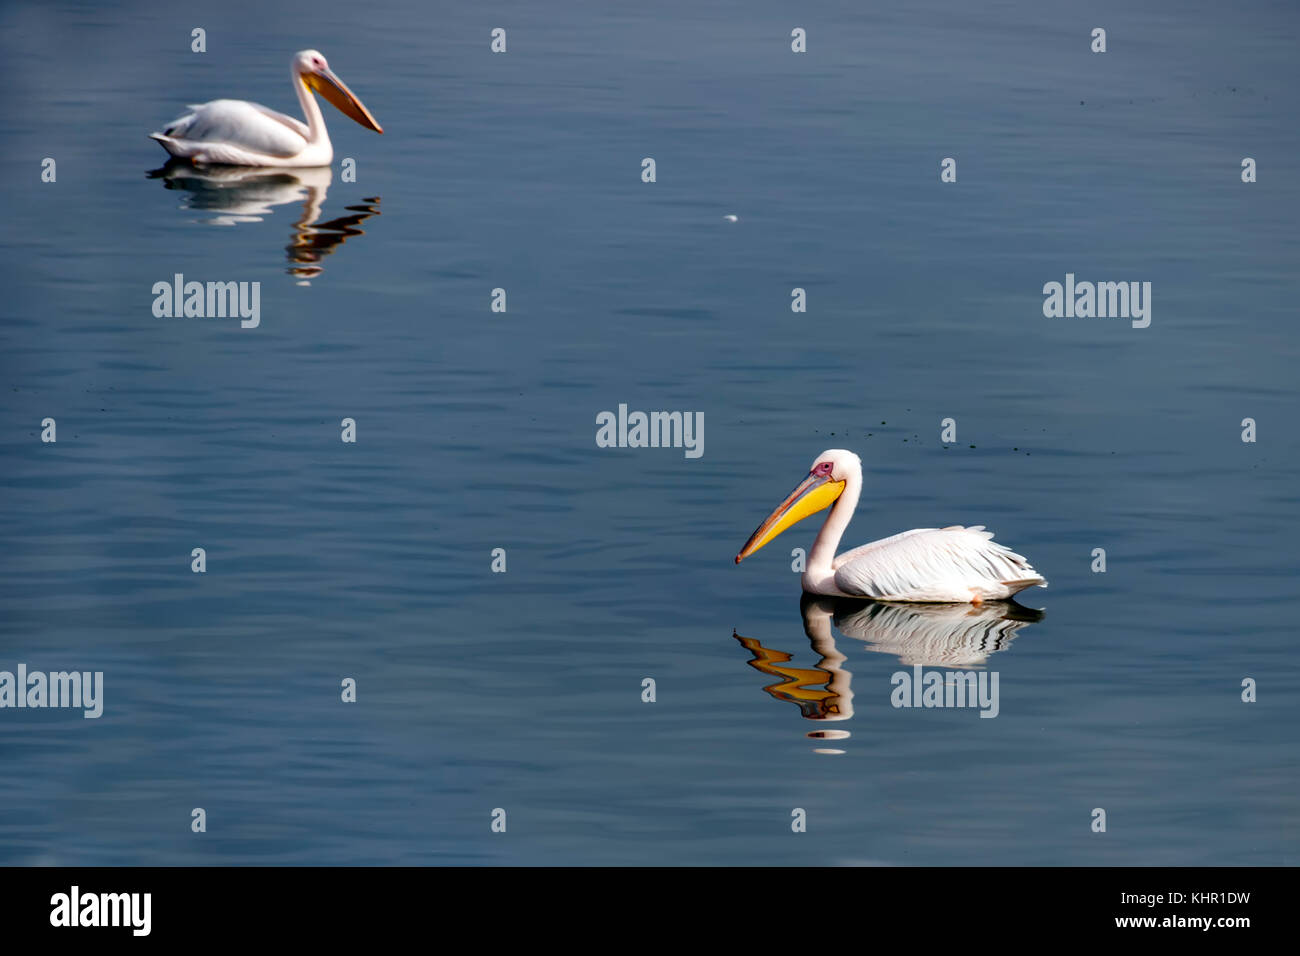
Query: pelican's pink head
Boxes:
[
  {"xmin": 735, "ymin": 449, "xmax": 858, "ymax": 563},
  {"xmin": 294, "ymin": 49, "xmax": 384, "ymax": 134}
]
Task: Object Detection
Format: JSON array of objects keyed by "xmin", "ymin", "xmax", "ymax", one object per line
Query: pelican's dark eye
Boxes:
[{"xmin": 814, "ymin": 462, "xmax": 833, "ymax": 476}]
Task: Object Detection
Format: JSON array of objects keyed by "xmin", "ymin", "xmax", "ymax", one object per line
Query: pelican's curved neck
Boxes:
[
  {"xmin": 293, "ymin": 68, "xmax": 329, "ymax": 146},
  {"xmin": 809, "ymin": 467, "xmax": 861, "ymax": 572}
]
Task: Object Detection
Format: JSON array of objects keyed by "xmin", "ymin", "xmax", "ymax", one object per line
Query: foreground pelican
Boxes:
[
  {"xmin": 735, "ymin": 449, "xmax": 1046, "ymax": 603},
  {"xmin": 150, "ymin": 50, "xmax": 382, "ymax": 166}
]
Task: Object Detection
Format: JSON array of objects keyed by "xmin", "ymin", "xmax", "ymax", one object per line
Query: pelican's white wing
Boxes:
[
  {"xmin": 150, "ymin": 99, "xmax": 308, "ymax": 164},
  {"xmin": 832, "ymin": 525, "xmax": 1046, "ymax": 603}
]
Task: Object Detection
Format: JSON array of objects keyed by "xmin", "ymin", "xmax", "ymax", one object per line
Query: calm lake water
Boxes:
[{"xmin": 1, "ymin": 0, "xmax": 1297, "ymax": 865}]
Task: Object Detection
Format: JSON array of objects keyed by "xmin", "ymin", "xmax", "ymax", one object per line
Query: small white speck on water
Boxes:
[{"xmin": 723, "ymin": 214, "xmax": 738, "ymax": 222}]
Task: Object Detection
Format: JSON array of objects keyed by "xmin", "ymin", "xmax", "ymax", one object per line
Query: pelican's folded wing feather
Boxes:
[
  {"xmin": 153, "ymin": 100, "xmax": 307, "ymax": 159},
  {"xmin": 832, "ymin": 526, "xmax": 1046, "ymax": 603}
]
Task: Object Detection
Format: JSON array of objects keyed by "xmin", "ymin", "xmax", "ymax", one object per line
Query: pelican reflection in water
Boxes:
[
  {"xmin": 734, "ymin": 595, "xmax": 1043, "ymax": 752},
  {"xmin": 147, "ymin": 161, "xmax": 381, "ymax": 281}
]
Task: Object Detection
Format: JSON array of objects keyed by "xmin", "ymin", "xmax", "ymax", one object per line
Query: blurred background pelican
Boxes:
[{"xmin": 150, "ymin": 50, "xmax": 382, "ymax": 166}]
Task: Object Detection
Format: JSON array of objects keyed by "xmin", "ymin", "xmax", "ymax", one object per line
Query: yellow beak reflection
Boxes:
[
  {"xmin": 735, "ymin": 473, "xmax": 846, "ymax": 563},
  {"xmin": 307, "ymin": 68, "xmax": 384, "ymax": 133}
]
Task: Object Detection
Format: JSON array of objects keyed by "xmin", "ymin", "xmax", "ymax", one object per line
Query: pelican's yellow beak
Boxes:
[
  {"xmin": 735, "ymin": 472, "xmax": 846, "ymax": 563},
  {"xmin": 307, "ymin": 67, "xmax": 384, "ymax": 133}
]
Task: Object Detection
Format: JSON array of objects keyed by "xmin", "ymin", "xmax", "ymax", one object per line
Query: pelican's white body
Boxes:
[
  {"xmin": 150, "ymin": 51, "xmax": 376, "ymax": 167},
  {"xmin": 153, "ymin": 95, "xmax": 331, "ymax": 167},
  {"xmin": 798, "ymin": 450, "xmax": 1045, "ymax": 603}
]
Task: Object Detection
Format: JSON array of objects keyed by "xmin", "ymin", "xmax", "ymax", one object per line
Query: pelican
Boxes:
[
  {"xmin": 735, "ymin": 449, "xmax": 1047, "ymax": 603},
  {"xmin": 150, "ymin": 50, "xmax": 382, "ymax": 167}
]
